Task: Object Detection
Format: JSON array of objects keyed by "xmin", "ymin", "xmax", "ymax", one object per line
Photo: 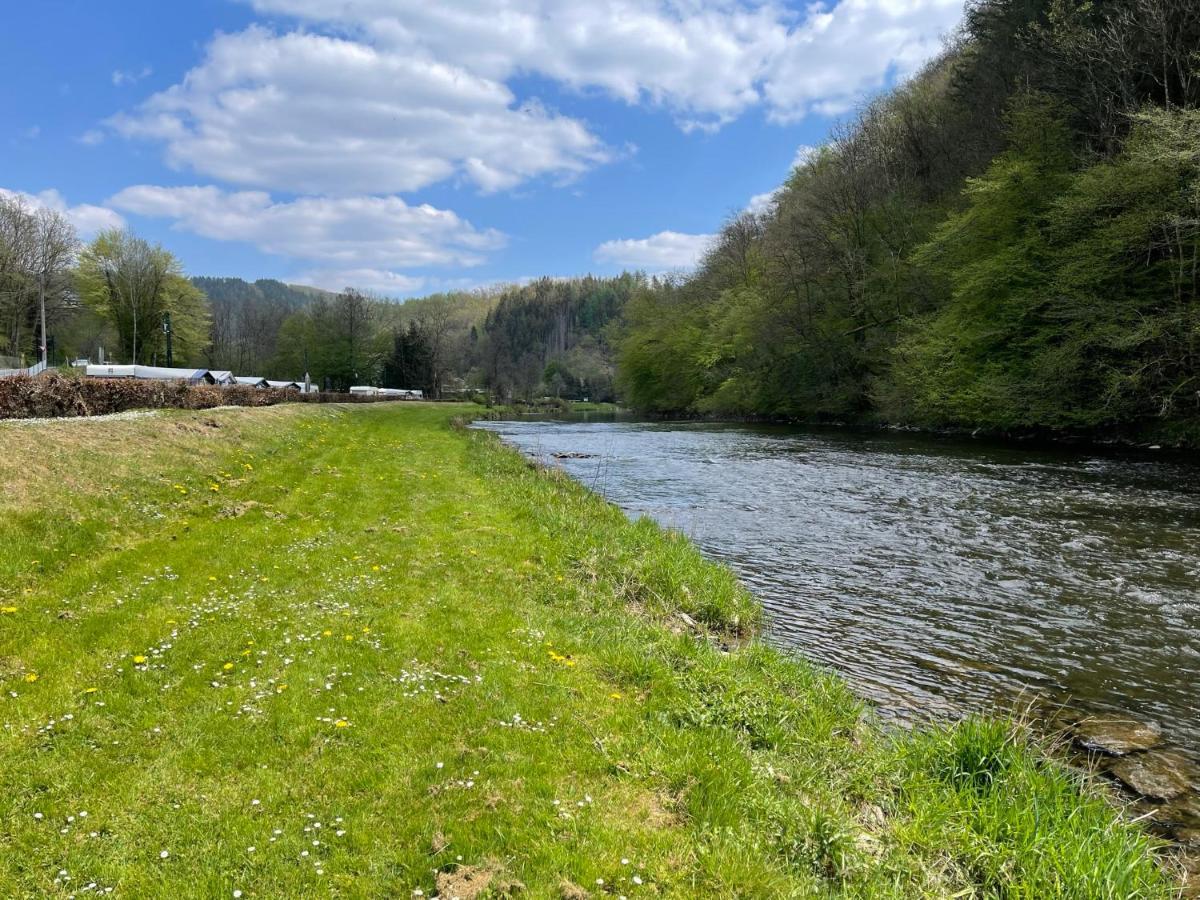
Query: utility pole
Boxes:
[{"xmin": 162, "ymin": 312, "xmax": 173, "ymax": 368}]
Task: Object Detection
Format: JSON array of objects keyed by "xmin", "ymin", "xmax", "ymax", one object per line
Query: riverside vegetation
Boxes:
[{"xmin": 0, "ymin": 403, "xmax": 1173, "ymax": 897}]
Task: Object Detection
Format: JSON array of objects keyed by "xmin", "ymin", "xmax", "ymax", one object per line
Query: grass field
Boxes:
[{"xmin": 0, "ymin": 403, "xmax": 1173, "ymax": 898}]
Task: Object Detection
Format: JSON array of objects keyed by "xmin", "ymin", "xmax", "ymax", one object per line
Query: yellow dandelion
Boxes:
[
  {"xmin": 343, "ymin": 634, "xmax": 353, "ymax": 642},
  {"xmin": 322, "ymin": 630, "xmax": 332, "ymax": 637},
  {"xmin": 1, "ymin": 606, "xmax": 17, "ymax": 614},
  {"xmin": 133, "ymin": 655, "xmax": 148, "ymax": 665},
  {"xmin": 610, "ymin": 692, "xmax": 623, "ymax": 700},
  {"xmin": 23, "ymin": 672, "xmax": 38, "ymax": 683},
  {"xmin": 334, "ymin": 720, "xmax": 349, "ymax": 728},
  {"xmin": 208, "ymin": 482, "xmax": 221, "ymax": 492},
  {"xmin": 223, "ymin": 663, "xmax": 234, "ymax": 671},
  {"xmin": 371, "ymin": 565, "xmax": 381, "ymax": 572},
  {"xmin": 84, "ymin": 687, "xmax": 99, "ymax": 694}
]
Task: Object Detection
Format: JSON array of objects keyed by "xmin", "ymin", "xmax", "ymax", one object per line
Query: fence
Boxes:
[{"xmin": 0, "ymin": 360, "xmax": 48, "ymax": 379}]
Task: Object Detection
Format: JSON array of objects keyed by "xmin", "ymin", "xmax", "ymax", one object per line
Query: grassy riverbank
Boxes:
[{"xmin": 0, "ymin": 404, "xmax": 1172, "ymax": 897}]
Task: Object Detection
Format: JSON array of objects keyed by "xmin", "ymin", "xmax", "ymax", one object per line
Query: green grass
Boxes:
[{"xmin": 0, "ymin": 404, "xmax": 1173, "ymax": 898}]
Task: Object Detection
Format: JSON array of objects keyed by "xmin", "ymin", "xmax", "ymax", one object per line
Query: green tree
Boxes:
[{"xmin": 76, "ymin": 229, "xmax": 210, "ymax": 365}]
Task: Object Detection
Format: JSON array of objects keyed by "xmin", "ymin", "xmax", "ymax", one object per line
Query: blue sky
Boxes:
[{"xmin": 0, "ymin": 0, "xmax": 965, "ymax": 298}]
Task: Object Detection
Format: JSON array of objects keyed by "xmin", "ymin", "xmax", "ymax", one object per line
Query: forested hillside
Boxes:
[
  {"xmin": 196, "ymin": 274, "xmax": 634, "ymax": 397},
  {"xmin": 616, "ymin": 0, "xmax": 1200, "ymax": 441}
]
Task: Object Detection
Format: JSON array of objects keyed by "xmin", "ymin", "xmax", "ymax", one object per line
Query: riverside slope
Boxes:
[{"xmin": 0, "ymin": 404, "xmax": 1174, "ymax": 897}]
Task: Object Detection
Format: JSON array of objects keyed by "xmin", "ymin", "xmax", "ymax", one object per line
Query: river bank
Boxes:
[{"xmin": 0, "ymin": 404, "xmax": 1176, "ymax": 896}]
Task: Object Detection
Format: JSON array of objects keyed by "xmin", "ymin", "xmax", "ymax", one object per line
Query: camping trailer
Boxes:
[{"xmin": 86, "ymin": 365, "xmax": 217, "ymax": 384}]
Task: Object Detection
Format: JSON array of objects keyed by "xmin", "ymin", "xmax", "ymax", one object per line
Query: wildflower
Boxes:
[
  {"xmin": 133, "ymin": 655, "xmax": 147, "ymax": 665},
  {"xmin": 1, "ymin": 606, "xmax": 17, "ymax": 614},
  {"xmin": 610, "ymin": 692, "xmax": 623, "ymax": 700},
  {"xmin": 223, "ymin": 663, "xmax": 234, "ymax": 671},
  {"xmin": 159, "ymin": 850, "xmax": 170, "ymax": 859},
  {"xmin": 208, "ymin": 483, "xmax": 221, "ymax": 492},
  {"xmin": 24, "ymin": 673, "xmax": 38, "ymax": 683},
  {"xmin": 334, "ymin": 720, "xmax": 349, "ymax": 728}
]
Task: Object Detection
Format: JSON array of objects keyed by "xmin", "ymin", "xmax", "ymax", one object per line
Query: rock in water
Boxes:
[
  {"xmin": 1109, "ymin": 751, "xmax": 1199, "ymax": 801},
  {"xmin": 1072, "ymin": 716, "xmax": 1162, "ymax": 755}
]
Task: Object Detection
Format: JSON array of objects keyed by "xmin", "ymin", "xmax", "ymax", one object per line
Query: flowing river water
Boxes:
[{"xmin": 476, "ymin": 416, "xmax": 1200, "ymax": 761}]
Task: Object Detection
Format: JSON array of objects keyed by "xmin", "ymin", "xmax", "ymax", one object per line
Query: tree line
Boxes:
[
  {"xmin": 1, "ymin": 208, "xmax": 635, "ymax": 398},
  {"xmin": 615, "ymin": 0, "xmax": 1200, "ymax": 441},
  {"xmin": 0, "ymin": 206, "xmax": 209, "ymax": 369}
]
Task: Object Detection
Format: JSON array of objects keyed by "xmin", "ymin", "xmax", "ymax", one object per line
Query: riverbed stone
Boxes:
[
  {"xmin": 1071, "ymin": 716, "xmax": 1162, "ymax": 755},
  {"xmin": 1109, "ymin": 751, "xmax": 1199, "ymax": 801}
]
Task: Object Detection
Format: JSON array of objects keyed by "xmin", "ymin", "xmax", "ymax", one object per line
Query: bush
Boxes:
[{"xmin": 0, "ymin": 373, "xmax": 393, "ymax": 420}]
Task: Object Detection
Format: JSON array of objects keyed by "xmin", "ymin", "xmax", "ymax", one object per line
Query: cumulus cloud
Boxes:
[
  {"xmin": 104, "ymin": 2, "xmax": 963, "ymax": 197},
  {"xmin": 747, "ymin": 189, "xmax": 781, "ymax": 216},
  {"xmin": 594, "ymin": 230, "xmax": 714, "ymax": 271},
  {"xmin": 0, "ymin": 187, "xmax": 125, "ymax": 237},
  {"xmin": 762, "ymin": 0, "xmax": 960, "ymax": 121},
  {"xmin": 243, "ymin": 0, "xmax": 964, "ymax": 125},
  {"xmin": 109, "ymin": 28, "xmax": 609, "ymax": 196},
  {"xmin": 108, "ymin": 185, "xmax": 506, "ymax": 269}
]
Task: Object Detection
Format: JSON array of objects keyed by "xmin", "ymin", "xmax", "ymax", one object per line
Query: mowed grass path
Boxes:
[{"xmin": 0, "ymin": 404, "xmax": 1172, "ymax": 898}]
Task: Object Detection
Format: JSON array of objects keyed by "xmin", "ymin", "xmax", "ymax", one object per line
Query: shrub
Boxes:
[{"xmin": 0, "ymin": 372, "xmax": 393, "ymax": 420}]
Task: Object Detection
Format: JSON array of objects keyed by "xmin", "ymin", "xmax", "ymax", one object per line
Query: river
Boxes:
[{"xmin": 476, "ymin": 415, "xmax": 1200, "ymax": 756}]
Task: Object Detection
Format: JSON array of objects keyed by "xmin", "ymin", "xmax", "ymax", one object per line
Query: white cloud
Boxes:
[
  {"xmin": 747, "ymin": 189, "xmax": 781, "ymax": 216},
  {"xmin": 108, "ymin": 185, "xmax": 505, "ymax": 270},
  {"xmin": 109, "ymin": 28, "xmax": 609, "ymax": 196},
  {"xmin": 104, "ymin": 2, "xmax": 963, "ymax": 198},
  {"xmin": 242, "ymin": 0, "xmax": 964, "ymax": 125},
  {"xmin": 293, "ymin": 268, "xmax": 427, "ymax": 296},
  {"xmin": 794, "ymin": 143, "xmax": 820, "ymax": 168},
  {"xmin": 594, "ymin": 230, "xmax": 713, "ymax": 271},
  {"xmin": 763, "ymin": 0, "xmax": 961, "ymax": 122},
  {"xmin": 0, "ymin": 188, "xmax": 125, "ymax": 238},
  {"xmin": 112, "ymin": 66, "xmax": 153, "ymax": 87}
]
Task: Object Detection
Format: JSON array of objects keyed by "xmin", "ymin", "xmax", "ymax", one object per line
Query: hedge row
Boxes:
[{"xmin": 0, "ymin": 373, "xmax": 391, "ymax": 420}]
